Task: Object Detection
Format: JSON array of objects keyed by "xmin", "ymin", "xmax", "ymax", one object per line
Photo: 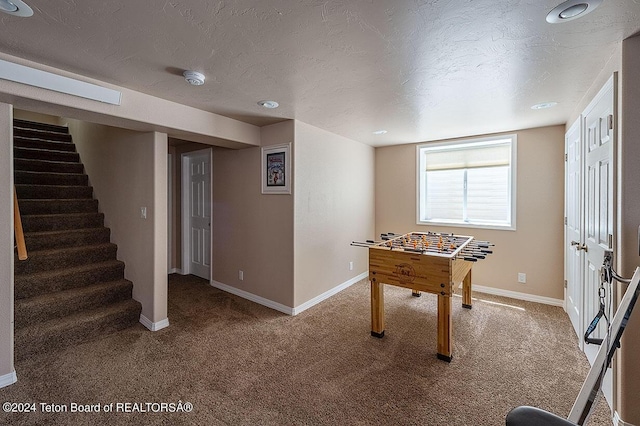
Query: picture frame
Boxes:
[{"xmin": 261, "ymin": 143, "xmax": 291, "ymax": 194}]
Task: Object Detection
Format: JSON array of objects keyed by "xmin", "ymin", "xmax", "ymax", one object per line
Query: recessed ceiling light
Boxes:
[
  {"xmin": 372, "ymin": 130, "xmax": 388, "ymax": 135},
  {"xmin": 258, "ymin": 100, "xmax": 279, "ymax": 109},
  {"xmin": 531, "ymin": 102, "xmax": 558, "ymax": 110},
  {"xmin": 0, "ymin": 0, "xmax": 33, "ymax": 17},
  {"xmin": 546, "ymin": 0, "xmax": 602, "ymax": 23},
  {"xmin": 183, "ymin": 70, "xmax": 205, "ymax": 86}
]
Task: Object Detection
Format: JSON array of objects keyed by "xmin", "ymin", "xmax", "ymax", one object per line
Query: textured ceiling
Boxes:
[{"xmin": 1, "ymin": 0, "xmax": 640, "ymax": 147}]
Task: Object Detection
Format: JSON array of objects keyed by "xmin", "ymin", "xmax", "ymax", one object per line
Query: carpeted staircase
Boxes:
[{"xmin": 13, "ymin": 118, "xmax": 142, "ymax": 361}]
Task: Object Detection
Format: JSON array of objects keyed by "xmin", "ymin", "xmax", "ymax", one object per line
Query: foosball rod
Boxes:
[
  {"xmin": 463, "ymin": 246, "xmax": 493, "ymax": 255},
  {"xmin": 350, "ymin": 240, "xmax": 377, "ymax": 248},
  {"xmin": 471, "ymin": 240, "xmax": 495, "ymax": 247},
  {"xmin": 380, "ymin": 232, "xmax": 399, "ymax": 241},
  {"xmin": 465, "ymin": 242, "xmax": 494, "ymax": 253},
  {"xmin": 459, "ymin": 253, "xmax": 493, "ymax": 261}
]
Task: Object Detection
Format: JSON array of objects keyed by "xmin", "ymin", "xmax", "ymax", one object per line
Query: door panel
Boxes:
[
  {"xmin": 565, "ymin": 118, "xmax": 582, "ymax": 337},
  {"xmin": 582, "ymin": 74, "xmax": 615, "ymax": 407},
  {"xmin": 185, "ymin": 150, "xmax": 211, "ymax": 280}
]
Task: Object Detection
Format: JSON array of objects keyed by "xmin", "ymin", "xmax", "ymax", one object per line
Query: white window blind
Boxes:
[
  {"xmin": 423, "ymin": 140, "xmax": 511, "ymax": 171},
  {"xmin": 418, "ymin": 136, "xmax": 516, "ymax": 229}
]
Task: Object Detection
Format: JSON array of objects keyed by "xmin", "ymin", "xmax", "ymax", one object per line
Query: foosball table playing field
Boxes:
[{"xmin": 352, "ymin": 231, "xmax": 493, "ymax": 362}]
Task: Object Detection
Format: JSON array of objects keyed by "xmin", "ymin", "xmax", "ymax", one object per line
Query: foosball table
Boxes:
[{"xmin": 352, "ymin": 231, "xmax": 493, "ymax": 362}]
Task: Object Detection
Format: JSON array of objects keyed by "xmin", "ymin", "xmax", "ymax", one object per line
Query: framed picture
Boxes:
[{"xmin": 261, "ymin": 143, "xmax": 291, "ymax": 194}]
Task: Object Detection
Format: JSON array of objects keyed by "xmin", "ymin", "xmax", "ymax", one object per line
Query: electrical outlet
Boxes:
[
  {"xmin": 239, "ymin": 270, "xmax": 244, "ymax": 281},
  {"xmin": 518, "ymin": 273, "xmax": 526, "ymax": 284},
  {"xmin": 349, "ymin": 261, "xmax": 354, "ymax": 271}
]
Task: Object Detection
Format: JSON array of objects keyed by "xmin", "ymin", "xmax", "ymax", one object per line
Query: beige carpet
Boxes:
[{"xmin": 0, "ymin": 274, "xmax": 611, "ymax": 425}]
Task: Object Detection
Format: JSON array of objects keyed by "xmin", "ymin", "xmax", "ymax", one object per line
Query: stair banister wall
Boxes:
[
  {"xmin": 66, "ymin": 119, "xmax": 169, "ymax": 330},
  {"xmin": 0, "ymin": 102, "xmax": 16, "ymax": 388}
]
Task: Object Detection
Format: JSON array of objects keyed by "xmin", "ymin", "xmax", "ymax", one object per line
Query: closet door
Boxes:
[
  {"xmin": 582, "ymin": 74, "xmax": 616, "ymax": 364},
  {"xmin": 564, "ymin": 118, "xmax": 583, "ymax": 341},
  {"xmin": 564, "ymin": 74, "xmax": 616, "ymax": 409},
  {"xmin": 582, "ymin": 73, "xmax": 616, "ymax": 407}
]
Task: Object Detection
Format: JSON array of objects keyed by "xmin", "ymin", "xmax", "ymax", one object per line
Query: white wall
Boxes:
[
  {"xmin": 375, "ymin": 126, "xmax": 566, "ymax": 301},
  {"xmin": 0, "ymin": 103, "xmax": 15, "ymax": 386},
  {"xmin": 211, "ymin": 119, "xmax": 375, "ymax": 312},
  {"xmin": 293, "ymin": 121, "xmax": 375, "ymax": 307},
  {"xmin": 618, "ymin": 35, "xmax": 640, "ymax": 426},
  {"xmin": 212, "ymin": 121, "xmax": 295, "ymax": 307},
  {"xmin": 65, "ymin": 120, "xmax": 169, "ymax": 327}
]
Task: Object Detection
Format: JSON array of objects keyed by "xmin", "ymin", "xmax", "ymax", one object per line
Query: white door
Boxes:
[
  {"xmin": 182, "ymin": 149, "xmax": 211, "ymax": 280},
  {"xmin": 565, "ymin": 118, "xmax": 582, "ymax": 340},
  {"xmin": 168, "ymin": 154, "xmax": 173, "ymax": 274},
  {"xmin": 582, "ymin": 74, "xmax": 616, "ymax": 405}
]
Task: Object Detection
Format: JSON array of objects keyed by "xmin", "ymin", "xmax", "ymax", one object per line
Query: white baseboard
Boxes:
[
  {"xmin": 168, "ymin": 268, "xmax": 183, "ymax": 275},
  {"xmin": 211, "ymin": 272, "xmax": 369, "ymax": 316},
  {"xmin": 292, "ymin": 272, "xmax": 368, "ymax": 315},
  {"xmin": 211, "ymin": 280, "xmax": 294, "ymax": 315},
  {"xmin": 139, "ymin": 314, "xmax": 170, "ymax": 331},
  {"xmin": 613, "ymin": 411, "xmax": 632, "ymax": 426},
  {"xmin": 472, "ymin": 284, "xmax": 564, "ymax": 307},
  {"xmin": 0, "ymin": 370, "xmax": 17, "ymax": 389}
]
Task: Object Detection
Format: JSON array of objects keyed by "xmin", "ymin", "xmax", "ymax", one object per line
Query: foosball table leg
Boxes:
[
  {"xmin": 371, "ymin": 279, "xmax": 385, "ymax": 338},
  {"xmin": 437, "ymin": 294, "xmax": 453, "ymax": 362},
  {"xmin": 462, "ymin": 269, "xmax": 472, "ymax": 309}
]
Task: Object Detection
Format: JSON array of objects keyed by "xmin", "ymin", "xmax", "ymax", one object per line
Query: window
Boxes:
[{"xmin": 417, "ymin": 135, "xmax": 516, "ymax": 230}]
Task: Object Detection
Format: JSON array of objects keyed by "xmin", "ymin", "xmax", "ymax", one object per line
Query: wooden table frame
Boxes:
[{"xmin": 368, "ymin": 236, "xmax": 474, "ymax": 362}]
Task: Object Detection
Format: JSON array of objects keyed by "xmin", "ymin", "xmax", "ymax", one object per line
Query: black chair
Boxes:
[{"xmin": 506, "ymin": 406, "xmax": 578, "ymax": 426}]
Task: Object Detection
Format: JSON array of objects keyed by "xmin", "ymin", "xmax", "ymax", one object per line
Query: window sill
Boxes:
[{"xmin": 416, "ymin": 220, "xmax": 516, "ymax": 232}]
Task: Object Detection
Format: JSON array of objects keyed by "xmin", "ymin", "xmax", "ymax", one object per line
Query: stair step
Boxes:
[
  {"xmin": 15, "ymin": 260, "xmax": 125, "ymax": 300},
  {"xmin": 24, "ymin": 227, "xmax": 111, "ymax": 251},
  {"xmin": 21, "ymin": 212, "xmax": 104, "ymax": 233},
  {"xmin": 14, "ymin": 170, "xmax": 88, "ymax": 186},
  {"xmin": 15, "ymin": 280, "xmax": 133, "ymax": 329},
  {"xmin": 16, "ymin": 184, "xmax": 92, "ymax": 199},
  {"xmin": 12, "ymin": 120, "xmax": 141, "ymax": 364},
  {"xmin": 14, "ymin": 136, "xmax": 76, "ymax": 153},
  {"xmin": 13, "ymin": 126, "xmax": 72, "ymax": 143},
  {"xmin": 14, "ymin": 299, "xmax": 141, "ymax": 361},
  {"xmin": 14, "ymin": 158, "xmax": 84, "ymax": 174},
  {"xmin": 15, "ymin": 243, "xmax": 118, "ymax": 275},
  {"xmin": 14, "ymin": 119, "xmax": 69, "ymax": 134},
  {"xmin": 14, "ymin": 146, "xmax": 80, "ymax": 163},
  {"xmin": 18, "ymin": 199, "xmax": 99, "ymax": 215}
]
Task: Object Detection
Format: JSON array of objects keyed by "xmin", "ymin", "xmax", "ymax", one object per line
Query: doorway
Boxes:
[
  {"xmin": 564, "ymin": 73, "xmax": 616, "ymax": 407},
  {"xmin": 181, "ymin": 148, "xmax": 212, "ymax": 280}
]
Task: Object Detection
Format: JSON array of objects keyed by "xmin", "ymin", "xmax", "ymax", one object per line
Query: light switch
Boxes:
[{"xmin": 140, "ymin": 207, "xmax": 147, "ymax": 219}]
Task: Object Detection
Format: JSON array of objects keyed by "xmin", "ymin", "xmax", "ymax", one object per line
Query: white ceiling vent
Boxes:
[
  {"xmin": 546, "ymin": 0, "xmax": 603, "ymax": 23},
  {"xmin": 0, "ymin": 0, "xmax": 33, "ymax": 17}
]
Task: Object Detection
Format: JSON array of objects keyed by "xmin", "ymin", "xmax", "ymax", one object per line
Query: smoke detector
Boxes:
[{"xmin": 183, "ymin": 71, "xmax": 205, "ymax": 86}]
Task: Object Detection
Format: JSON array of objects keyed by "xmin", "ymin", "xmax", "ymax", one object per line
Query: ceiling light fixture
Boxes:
[
  {"xmin": 372, "ymin": 130, "xmax": 388, "ymax": 135},
  {"xmin": 546, "ymin": 0, "xmax": 602, "ymax": 23},
  {"xmin": 531, "ymin": 102, "xmax": 558, "ymax": 110},
  {"xmin": 0, "ymin": 0, "xmax": 33, "ymax": 17},
  {"xmin": 258, "ymin": 100, "xmax": 279, "ymax": 109},
  {"xmin": 183, "ymin": 70, "xmax": 205, "ymax": 86}
]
